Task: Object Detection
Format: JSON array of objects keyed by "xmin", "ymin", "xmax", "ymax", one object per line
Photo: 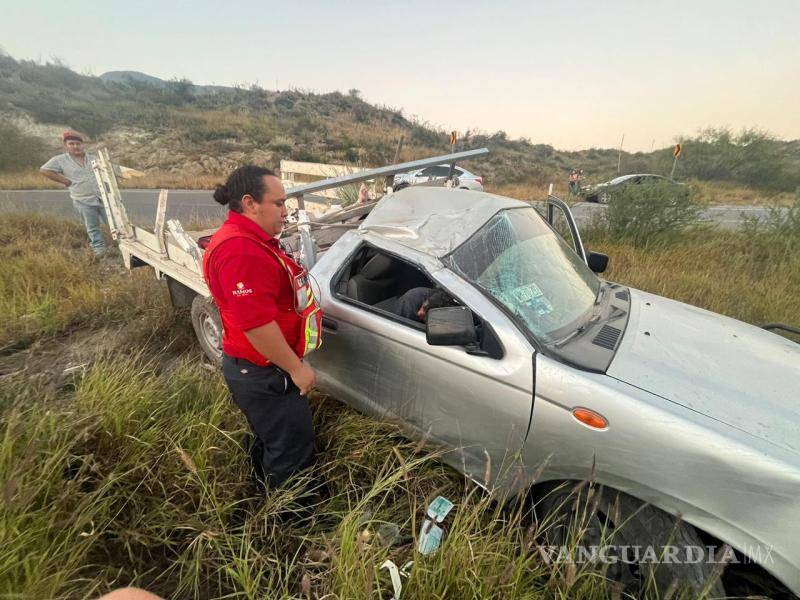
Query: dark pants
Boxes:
[{"xmin": 222, "ymin": 354, "xmax": 315, "ymax": 486}]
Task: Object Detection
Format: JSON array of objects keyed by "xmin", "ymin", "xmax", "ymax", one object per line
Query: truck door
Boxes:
[
  {"xmin": 544, "ymin": 194, "xmax": 588, "ymax": 263},
  {"xmin": 311, "ymin": 240, "xmax": 535, "ymax": 490}
]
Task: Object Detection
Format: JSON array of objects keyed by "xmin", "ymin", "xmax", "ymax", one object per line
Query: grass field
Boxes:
[{"xmin": 0, "ymin": 210, "xmax": 797, "ymax": 599}]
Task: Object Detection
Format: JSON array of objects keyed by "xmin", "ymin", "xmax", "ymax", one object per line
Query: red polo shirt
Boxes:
[{"xmin": 204, "ymin": 211, "xmax": 302, "ymax": 366}]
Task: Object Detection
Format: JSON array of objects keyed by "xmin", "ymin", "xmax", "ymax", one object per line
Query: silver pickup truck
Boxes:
[{"xmin": 93, "ymin": 149, "xmax": 800, "ymax": 597}]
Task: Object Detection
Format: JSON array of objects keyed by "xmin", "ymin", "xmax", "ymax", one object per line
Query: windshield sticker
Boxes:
[{"xmin": 508, "ymin": 283, "xmax": 554, "ymax": 316}]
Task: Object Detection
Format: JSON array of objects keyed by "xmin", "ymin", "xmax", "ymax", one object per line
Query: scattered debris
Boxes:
[
  {"xmin": 62, "ymin": 362, "xmax": 89, "ymax": 375},
  {"xmin": 376, "ymin": 522, "xmax": 402, "ymax": 547},
  {"xmin": 417, "ymin": 495, "xmax": 454, "ymax": 556},
  {"xmin": 78, "ymin": 519, "xmax": 96, "ymax": 537},
  {"xmin": 380, "ymin": 559, "xmax": 414, "ymax": 600}
]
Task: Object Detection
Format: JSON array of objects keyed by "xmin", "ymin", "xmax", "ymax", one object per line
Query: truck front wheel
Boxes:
[
  {"xmin": 534, "ymin": 482, "xmax": 726, "ymax": 597},
  {"xmin": 191, "ymin": 295, "xmax": 223, "ymax": 367}
]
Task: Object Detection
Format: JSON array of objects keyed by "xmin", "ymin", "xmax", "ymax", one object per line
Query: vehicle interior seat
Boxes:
[{"xmin": 346, "ymin": 253, "xmax": 397, "ymax": 307}]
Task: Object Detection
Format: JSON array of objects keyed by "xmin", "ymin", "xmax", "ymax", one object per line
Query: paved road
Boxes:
[
  {"xmin": 0, "ymin": 189, "xmax": 226, "ymax": 227},
  {"xmin": 0, "ymin": 188, "xmax": 779, "ymax": 229}
]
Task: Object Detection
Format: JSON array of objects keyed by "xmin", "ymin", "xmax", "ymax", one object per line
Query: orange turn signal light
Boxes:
[{"xmin": 572, "ymin": 407, "xmax": 609, "ymax": 430}]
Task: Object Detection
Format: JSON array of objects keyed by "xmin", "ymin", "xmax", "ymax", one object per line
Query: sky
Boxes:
[{"xmin": 2, "ymin": 0, "xmax": 799, "ymax": 151}]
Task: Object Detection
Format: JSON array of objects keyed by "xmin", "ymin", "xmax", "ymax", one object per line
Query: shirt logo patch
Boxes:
[{"xmin": 232, "ymin": 281, "xmax": 254, "ymax": 296}]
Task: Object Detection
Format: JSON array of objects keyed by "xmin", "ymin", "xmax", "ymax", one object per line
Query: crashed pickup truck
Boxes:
[{"xmin": 92, "ymin": 149, "xmax": 800, "ymax": 596}]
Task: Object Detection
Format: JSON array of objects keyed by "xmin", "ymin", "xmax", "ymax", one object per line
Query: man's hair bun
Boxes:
[{"xmin": 213, "ymin": 184, "xmax": 230, "ymax": 205}]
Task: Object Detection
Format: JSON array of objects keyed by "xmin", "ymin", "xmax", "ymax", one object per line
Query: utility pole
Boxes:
[{"xmin": 617, "ymin": 133, "xmax": 625, "ymax": 175}]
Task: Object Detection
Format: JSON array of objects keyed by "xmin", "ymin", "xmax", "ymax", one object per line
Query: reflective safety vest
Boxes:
[{"xmin": 202, "ymin": 222, "xmax": 323, "ymax": 358}]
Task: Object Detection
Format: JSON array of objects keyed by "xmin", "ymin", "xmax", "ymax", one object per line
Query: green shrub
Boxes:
[
  {"xmin": 741, "ymin": 196, "xmax": 800, "ymax": 243},
  {"xmin": 656, "ymin": 127, "xmax": 800, "ymax": 192},
  {"xmin": 740, "ymin": 197, "xmax": 800, "ymax": 269},
  {"xmin": 601, "ymin": 181, "xmax": 702, "ymax": 244},
  {"xmin": 0, "ymin": 121, "xmax": 47, "ymax": 171}
]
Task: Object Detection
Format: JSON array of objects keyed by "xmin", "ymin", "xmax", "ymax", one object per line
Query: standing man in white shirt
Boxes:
[{"xmin": 40, "ymin": 131, "xmax": 110, "ymax": 255}]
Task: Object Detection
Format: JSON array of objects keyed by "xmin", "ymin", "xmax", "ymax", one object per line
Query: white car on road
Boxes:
[{"xmin": 393, "ymin": 164, "xmax": 484, "ymax": 191}]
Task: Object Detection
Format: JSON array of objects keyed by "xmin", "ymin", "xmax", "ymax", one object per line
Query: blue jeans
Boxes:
[{"xmin": 73, "ymin": 201, "xmax": 108, "ymax": 254}]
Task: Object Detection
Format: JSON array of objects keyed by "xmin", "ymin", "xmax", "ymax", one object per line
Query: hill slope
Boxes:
[{"xmin": 0, "ymin": 55, "xmax": 797, "ymax": 195}]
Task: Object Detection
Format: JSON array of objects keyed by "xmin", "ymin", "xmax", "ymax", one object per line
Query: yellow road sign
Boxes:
[
  {"xmin": 450, "ymin": 131, "xmax": 457, "ymax": 146},
  {"xmin": 674, "ymin": 143, "xmax": 682, "ymax": 158}
]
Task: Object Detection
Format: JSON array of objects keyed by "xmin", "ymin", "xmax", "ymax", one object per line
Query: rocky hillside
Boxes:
[{"xmin": 1, "ymin": 55, "xmax": 798, "ymax": 193}]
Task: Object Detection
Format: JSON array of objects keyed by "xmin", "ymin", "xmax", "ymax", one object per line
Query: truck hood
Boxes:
[{"xmin": 607, "ymin": 289, "xmax": 800, "ymax": 453}]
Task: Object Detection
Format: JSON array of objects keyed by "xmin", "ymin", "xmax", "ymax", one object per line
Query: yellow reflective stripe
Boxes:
[{"xmin": 300, "ymin": 311, "xmax": 322, "ymax": 356}]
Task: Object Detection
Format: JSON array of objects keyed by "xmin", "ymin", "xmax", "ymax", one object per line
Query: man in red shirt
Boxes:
[{"xmin": 203, "ymin": 165, "xmax": 319, "ymax": 486}]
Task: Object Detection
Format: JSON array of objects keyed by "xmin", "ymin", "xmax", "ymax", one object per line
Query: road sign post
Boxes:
[
  {"xmin": 670, "ymin": 143, "xmax": 682, "ymax": 179},
  {"xmin": 447, "ymin": 131, "xmax": 458, "ymax": 185}
]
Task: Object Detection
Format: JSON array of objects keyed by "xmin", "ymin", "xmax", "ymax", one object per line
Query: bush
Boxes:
[
  {"xmin": 0, "ymin": 121, "xmax": 47, "ymax": 171},
  {"xmin": 601, "ymin": 181, "xmax": 702, "ymax": 244},
  {"xmin": 740, "ymin": 196, "xmax": 800, "ymax": 265},
  {"xmin": 659, "ymin": 127, "xmax": 800, "ymax": 192}
]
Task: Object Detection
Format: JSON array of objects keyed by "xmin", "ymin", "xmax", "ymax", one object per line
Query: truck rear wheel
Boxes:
[{"xmin": 191, "ymin": 295, "xmax": 223, "ymax": 367}]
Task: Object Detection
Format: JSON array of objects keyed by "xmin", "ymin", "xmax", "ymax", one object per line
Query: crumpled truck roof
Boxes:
[{"xmin": 359, "ymin": 186, "xmax": 525, "ymax": 257}]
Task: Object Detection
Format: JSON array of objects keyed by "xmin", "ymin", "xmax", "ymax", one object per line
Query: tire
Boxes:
[
  {"xmin": 191, "ymin": 295, "xmax": 223, "ymax": 367},
  {"xmin": 534, "ymin": 482, "xmax": 726, "ymax": 597}
]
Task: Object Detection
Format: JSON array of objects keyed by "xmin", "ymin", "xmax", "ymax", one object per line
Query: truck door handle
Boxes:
[{"xmin": 322, "ymin": 317, "xmax": 338, "ymax": 331}]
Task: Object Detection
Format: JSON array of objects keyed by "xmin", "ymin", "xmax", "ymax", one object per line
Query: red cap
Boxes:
[{"xmin": 62, "ymin": 130, "xmax": 83, "ymax": 143}]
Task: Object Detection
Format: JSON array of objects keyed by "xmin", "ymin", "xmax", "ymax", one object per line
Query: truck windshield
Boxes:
[{"xmin": 449, "ymin": 207, "xmax": 600, "ymax": 343}]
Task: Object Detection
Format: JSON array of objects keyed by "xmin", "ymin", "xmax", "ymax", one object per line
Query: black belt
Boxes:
[{"xmin": 223, "ymin": 354, "xmax": 285, "ymax": 374}]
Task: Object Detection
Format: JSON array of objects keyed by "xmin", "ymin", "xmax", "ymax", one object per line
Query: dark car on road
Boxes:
[{"xmin": 582, "ymin": 173, "xmax": 685, "ymax": 203}]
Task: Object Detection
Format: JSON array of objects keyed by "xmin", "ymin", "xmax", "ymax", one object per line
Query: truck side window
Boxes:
[
  {"xmin": 335, "ymin": 246, "xmax": 434, "ymax": 324},
  {"xmin": 333, "ymin": 245, "xmax": 505, "ymax": 358}
]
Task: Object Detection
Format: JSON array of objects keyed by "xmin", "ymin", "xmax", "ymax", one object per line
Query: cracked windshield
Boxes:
[{"xmin": 451, "ymin": 208, "xmax": 600, "ymax": 343}]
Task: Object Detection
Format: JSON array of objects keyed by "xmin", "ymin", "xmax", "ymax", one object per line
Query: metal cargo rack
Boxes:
[{"xmin": 91, "ymin": 147, "xmax": 490, "ymax": 305}]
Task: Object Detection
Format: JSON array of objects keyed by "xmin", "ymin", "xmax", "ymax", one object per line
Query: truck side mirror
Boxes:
[
  {"xmin": 587, "ymin": 251, "xmax": 609, "ymax": 274},
  {"xmin": 426, "ymin": 306, "xmax": 477, "ymax": 346}
]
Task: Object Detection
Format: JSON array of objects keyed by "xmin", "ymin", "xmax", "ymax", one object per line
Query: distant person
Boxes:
[
  {"xmin": 396, "ymin": 287, "xmax": 457, "ymax": 323},
  {"xmin": 357, "ymin": 182, "xmax": 371, "ymax": 203},
  {"xmin": 568, "ymin": 169, "xmax": 579, "ymax": 196},
  {"xmin": 40, "ymin": 131, "xmax": 110, "ymax": 255}
]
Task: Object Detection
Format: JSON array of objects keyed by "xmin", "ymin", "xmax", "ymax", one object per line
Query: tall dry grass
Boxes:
[
  {"xmin": 690, "ymin": 179, "xmax": 797, "ymax": 206},
  {"xmin": 0, "ymin": 213, "xmax": 170, "ymax": 350},
  {"xmin": 586, "ymin": 192, "xmax": 800, "ymax": 329},
  {"xmin": 0, "ymin": 209, "xmax": 795, "ymax": 598}
]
